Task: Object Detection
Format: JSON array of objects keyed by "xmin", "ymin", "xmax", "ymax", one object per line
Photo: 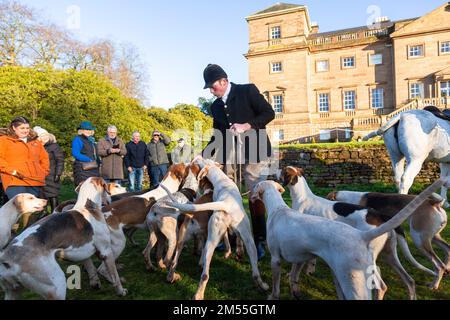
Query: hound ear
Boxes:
[
  {"xmin": 197, "ymin": 167, "xmax": 209, "ymax": 182},
  {"xmin": 13, "ymin": 195, "xmax": 24, "ymax": 212},
  {"xmin": 327, "ymin": 191, "xmax": 337, "ymax": 201},
  {"xmin": 105, "ymin": 183, "xmax": 114, "ymax": 195},
  {"xmin": 295, "ymin": 167, "xmax": 304, "ymax": 177},
  {"xmin": 75, "ymin": 182, "xmax": 83, "ymax": 194},
  {"xmin": 275, "ymin": 182, "xmax": 285, "ymax": 194}
]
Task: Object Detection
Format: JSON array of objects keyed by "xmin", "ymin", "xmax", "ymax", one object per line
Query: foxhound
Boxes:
[
  {"xmin": 328, "ymin": 190, "xmax": 449, "ymax": 290},
  {"xmin": 165, "ymin": 157, "xmax": 269, "ymax": 300},
  {"xmin": 279, "ymin": 166, "xmax": 427, "ymax": 300},
  {"xmin": 0, "ymin": 177, "xmax": 126, "ymax": 300},
  {"xmin": 252, "ymin": 179, "xmax": 445, "ymax": 300},
  {"xmin": 144, "ymin": 163, "xmax": 202, "ymax": 271},
  {"xmin": 96, "ymin": 164, "xmax": 186, "ymax": 282},
  {"xmin": 0, "ymin": 194, "xmax": 47, "ymax": 249}
]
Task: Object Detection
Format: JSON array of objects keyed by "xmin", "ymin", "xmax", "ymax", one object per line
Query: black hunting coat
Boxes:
[{"xmin": 202, "ymin": 83, "xmax": 275, "ymax": 164}]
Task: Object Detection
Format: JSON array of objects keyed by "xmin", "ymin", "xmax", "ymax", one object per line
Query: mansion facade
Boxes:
[{"xmin": 245, "ymin": 2, "xmax": 450, "ymax": 143}]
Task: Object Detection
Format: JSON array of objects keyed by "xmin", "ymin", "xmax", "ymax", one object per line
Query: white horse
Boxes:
[{"xmin": 364, "ymin": 109, "xmax": 450, "ymax": 207}]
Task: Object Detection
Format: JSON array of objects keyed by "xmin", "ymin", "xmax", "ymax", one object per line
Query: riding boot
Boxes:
[{"xmin": 249, "ymin": 199, "xmax": 267, "ymax": 261}]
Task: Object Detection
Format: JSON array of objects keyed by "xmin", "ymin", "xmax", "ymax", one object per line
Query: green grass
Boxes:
[{"xmin": 7, "ymin": 182, "xmax": 450, "ymax": 300}]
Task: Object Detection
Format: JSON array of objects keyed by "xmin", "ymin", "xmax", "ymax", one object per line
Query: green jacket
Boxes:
[{"xmin": 147, "ymin": 134, "xmax": 171, "ymax": 166}]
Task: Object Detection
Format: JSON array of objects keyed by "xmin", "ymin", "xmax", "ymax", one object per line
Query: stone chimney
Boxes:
[{"xmin": 311, "ymin": 22, "xmax": 319, "ymax": 34}]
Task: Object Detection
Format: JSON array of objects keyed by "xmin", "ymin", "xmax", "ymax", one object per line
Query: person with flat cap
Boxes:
[{"xmin": 201, "ymin": 64, "xmax": 275, "ymax": 260}]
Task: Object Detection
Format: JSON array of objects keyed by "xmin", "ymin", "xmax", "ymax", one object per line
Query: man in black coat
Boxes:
[
  {"xmin": 202, "ymin": 64, "xmax": 275, "ymax": 260},
  {"xmin": 124, "ymin": 131, "xmax": 149, "ymax": 192}
]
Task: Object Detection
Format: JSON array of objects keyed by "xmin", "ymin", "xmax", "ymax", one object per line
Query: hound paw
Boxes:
[
  {"xmin": 291, "ymin": 290, "xmax": 301, "ymax": 300},
  {"xmin": 167, "ymin": 273, "xmax": 182, "ymax": 283},
  {"xmin": 90, "ymin": 281, "xmax": 101, "ymax": 290},
  {"xmin": 224, "ymin": 251, "xmax": 232, "ymax": 259},
  {"xmin": 117, "ymin": 288, "xmax": 128, "ymax": 297},
  {"xmin": 193, "ymin": 294, "xmax": 204, "ymax": 301},
  {"xmin": 116, "ymin": 263, "xmax": 125, "ymax": 271},
  {"xmin": 267, "ymin": 294, "xmax": 279, "ymax": 300},
  {"xmin": 427, "ymin": 282, "xmax": 440, "ymax": 291}
]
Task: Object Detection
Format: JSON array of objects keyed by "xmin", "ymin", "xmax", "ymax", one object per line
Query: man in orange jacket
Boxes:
[{"xmin": 0, "ymin": 117, "xmax": 50, "ymax": 200}]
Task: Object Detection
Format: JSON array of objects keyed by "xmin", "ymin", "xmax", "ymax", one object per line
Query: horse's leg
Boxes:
[
  {"xmin": 439, "ymin": 163, "xmax": 450, "ymax": 208},
  {"xmin": 384, "ymin": 128, "xmax": 405, "ymax": 191},
  {"xmin": 399, "ymin": 157, "xmax": 426, "ymax": 195}
]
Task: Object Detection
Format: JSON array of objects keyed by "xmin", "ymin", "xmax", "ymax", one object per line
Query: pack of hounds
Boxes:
[{"xmin": 0, "ymin": 156, "xmax": 448, "ymax": 300}]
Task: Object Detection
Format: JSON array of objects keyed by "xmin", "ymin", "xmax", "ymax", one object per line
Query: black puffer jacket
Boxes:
[{"xmin": 43, "ymin": 134, "xmax": 65, "ymax": 198}]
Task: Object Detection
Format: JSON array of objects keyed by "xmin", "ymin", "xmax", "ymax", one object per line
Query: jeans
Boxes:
[
  {"xmin": 149, "ymin": 164, "xmax": 169, "ymax": 187},
  {"xmin": 6, "ymin": 186, "xmax": 43, "ymax": 200},
  {"xmin": 128, "ymin": 168, "xmax": 144, "ymax": 192}
]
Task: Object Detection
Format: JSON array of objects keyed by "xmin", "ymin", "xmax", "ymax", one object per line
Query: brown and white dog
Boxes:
[
  {"xmin": 252, "ymin": 179, "xmax": 446, "ymax": 300},
  {"xmin": 279, "ymin": 166, "xmax": 424, "ymax": 299},
  {"xmin": 166, "ymin": 157, "xmax": 269, "ymax": 300},
  {"xmin": 328, "ymin": 190, "xmax": 449, "ymax": 290},
  {"xmin": 144, "ymin": 163, "xmax": 202, "ymax": 271},
  {"xmin": 164, "ymin": 176, "xmax": 245, "ymax": 284},
  {"xmin": 0, "ymin": 194, "xmax": 47, "ymax": 249},
  {"xmin": 0, "ymin": 177, "xmax": 126, "ymax": 300},
  {"xmin": 95, "ymin": 164, "xmax": 187, "ymax": 282}
]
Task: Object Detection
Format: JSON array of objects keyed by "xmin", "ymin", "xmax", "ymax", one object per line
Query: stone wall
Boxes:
[{"xmin": 279, "ymin": 145, "xmax": 440, "ymax": 187}]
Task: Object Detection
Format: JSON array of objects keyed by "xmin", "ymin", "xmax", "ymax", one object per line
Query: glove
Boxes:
[{"xmin": 54, "ymin": 175, "xmax": 61, "ymax": 183}]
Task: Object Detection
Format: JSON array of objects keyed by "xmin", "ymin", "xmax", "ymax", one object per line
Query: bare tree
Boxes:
[
  {"xmin": 0, "ymin": 0, "xmax": 36, "ymax": 65},
  {"xmin": 28, "ymin": 23, "xmax": 70, "ymax": 66},
  {"xmin": 112, "ymin": 43, "xmax": 149, "ymax": 102}
]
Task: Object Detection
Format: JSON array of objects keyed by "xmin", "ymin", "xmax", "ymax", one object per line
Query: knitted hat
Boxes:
[{"xmin": 33, "ymin": 126, "xmax": 49, "ymax": 137}]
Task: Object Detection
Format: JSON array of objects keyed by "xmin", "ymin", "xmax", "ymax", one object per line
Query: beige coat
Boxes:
[{"xmin": 98, "ymin": 137, "xmax": 127, "ymax": 180}]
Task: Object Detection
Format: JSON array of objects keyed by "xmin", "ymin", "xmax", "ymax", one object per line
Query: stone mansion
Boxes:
[{"xmin": 245, "ymin": 2, "xmax": 450, "ymax": 143}]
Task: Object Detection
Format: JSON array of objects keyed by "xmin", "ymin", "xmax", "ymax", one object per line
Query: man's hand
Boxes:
[
  {"xmin": 128, "ymin": 167, "xmax": 133, "ymax": 173},
  {"xmin": 230, "ymin": 123, "xmax": 252, "ymax": 134},
  {"xmin": 54, "ymin": 175, "xmax": 61, "ymax": 183}
]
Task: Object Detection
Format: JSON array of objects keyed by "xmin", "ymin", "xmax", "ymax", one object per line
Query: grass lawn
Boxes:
[{"xmin": 10, "ymin": 181, "xmax": 450, "ymax": 300}]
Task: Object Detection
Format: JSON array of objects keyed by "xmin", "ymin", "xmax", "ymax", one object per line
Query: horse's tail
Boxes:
[{"xmin": 363, "ymin": 115, "xmax": 401, "ymax": 141}]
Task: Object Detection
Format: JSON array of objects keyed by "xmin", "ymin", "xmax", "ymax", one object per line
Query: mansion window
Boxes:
[
  {"xmin": 272, "ymin": 95, "xmax": 284, "ymax": 113},
  {"xmin": 271, "ymin": 62, "xmax": 283, "ymax": 73},
  {"xmin": 342, "ymin": 56, "xmax": 355, "ymax": 68},
  {"xmin": 408, "ymin": 44, "xmax": 424, "ymax": 58},
  {"xmin": 371, "ymin": 88, "xmax": 384, "ymax": 109},
  {"xmin": 318, "ymin": 93, "xmax": 330, "ymax": 112},
  {"xmin": 316, "ymin": 60, "xmax": 329, "ymax": 72},
  {"xmin": 441, "ymin": 81, "xmax": 450, "ymax": 98},
  {"xmin": 271, "ymin": 26, "xmax": 281, "ymax": 39},
  {"xmin": 343, "ymin": 90, "xmax": 356, "ymax": 110},
  {"xmin": 320, "ymin": 130, "xmax": 331, "ymax": 141},
  {"xmin": 369, "ymin": 53, "xmax": 383, "ymax": 65},
  {"xmin": 441, "ymin": 41, "xmax": 450, "ymax": 54},
  {"xmin": 273, "ymin": 130, "xmax": 285, "ymax": 142},
  {"xmin": 410, "ymin": 82, "xmax": 424, "ymax": 99}
]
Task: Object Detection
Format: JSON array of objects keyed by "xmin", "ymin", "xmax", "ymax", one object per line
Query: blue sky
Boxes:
[{"xmin": 19, "ymin": 0, "xmax": 445, "ymax": 108}]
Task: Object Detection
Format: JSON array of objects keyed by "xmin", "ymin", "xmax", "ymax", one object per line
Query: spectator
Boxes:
[
  {"xmin": 124, "ymin": 131, "xmax": 149, "ymax": 192},
  {"xmin": 172, "ymin": 138, "xmax": 192, "ymax": 164},
  {"xmin": 72, "ymin": 121, "xmax": 100, "ymax": 187},
  {"xmin": 147, "ymin": 130, "xmax": 171, "ymax": 187},
  {"xmin": 34, "ymin": 126, "xmax": 65, "ymax": 213},
  {"xmin": 0, "ymin": 116, "xmax": 50, "ymax": 200},
  {"xmin": 98, "ymin": 125, "xmax": 127, "ymax": 184}
]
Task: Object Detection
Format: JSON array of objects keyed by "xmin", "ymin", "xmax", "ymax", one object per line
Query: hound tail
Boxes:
[
  {"xmin": 362, "ymin": 179, "xmax": 446, "ymax": 242},
  {"xmin": 363, "ymin": 115, "xmax": 401, "ymax": 141},
  {"xmin": 160, "ymin": 183, "xmax": 228, "ymax": 213},
  {"xmin": 166, "ymin": 201, "xmax": 228, "ymax": 213},
  {"xmin": 397, "ymin": 234, "xmax": 435, "ymax": 276}
]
